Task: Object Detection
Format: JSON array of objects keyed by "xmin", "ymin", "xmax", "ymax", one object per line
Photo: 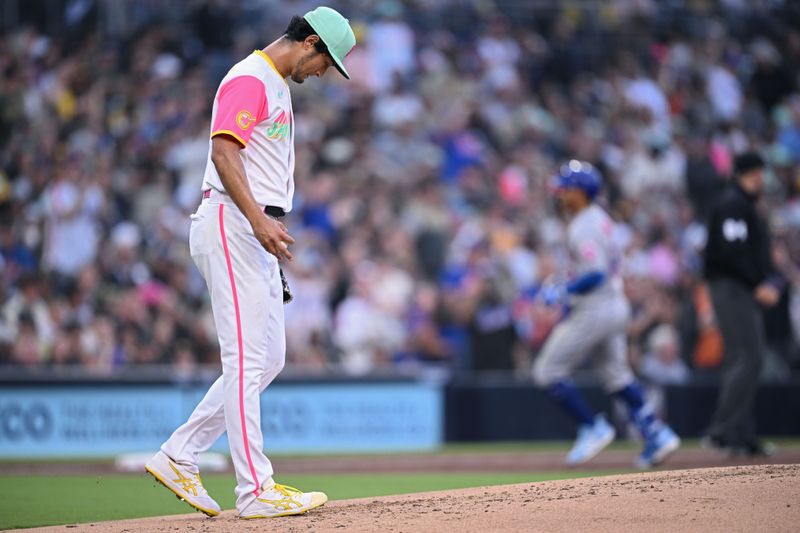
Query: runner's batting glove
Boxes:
[{"xmin": 539, "ymin": 283, "xmax": 567, "ymax": 307}]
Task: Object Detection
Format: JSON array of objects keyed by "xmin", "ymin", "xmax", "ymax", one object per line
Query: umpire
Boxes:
[{"xmin": 703, "ymin": 152, "xmax": 782, "ymax": 456}]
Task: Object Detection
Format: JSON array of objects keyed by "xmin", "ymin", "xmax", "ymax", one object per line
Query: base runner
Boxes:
[{"xmin": 532, "ymin": 160, "xmax": 681, "ymax": 468}]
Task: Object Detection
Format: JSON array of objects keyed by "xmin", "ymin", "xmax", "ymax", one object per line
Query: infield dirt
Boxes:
[{"xmin": 19, "ymin": 463, "xmax": 800, "ymax": 532}]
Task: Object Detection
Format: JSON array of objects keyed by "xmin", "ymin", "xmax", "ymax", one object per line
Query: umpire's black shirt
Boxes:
[{"xmin": 703, "ymin": 184, "xmax": 775, "ymax": 288}]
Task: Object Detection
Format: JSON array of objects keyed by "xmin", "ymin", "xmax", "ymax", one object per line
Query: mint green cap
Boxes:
[{"xmin": 303, "ymin": 6, "xmax": 356, "ymax": 79}]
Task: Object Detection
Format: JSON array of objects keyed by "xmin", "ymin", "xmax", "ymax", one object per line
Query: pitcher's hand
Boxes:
[{"xmin": 252, "ymin": 214, "xmax": 294, "ymax": 261}]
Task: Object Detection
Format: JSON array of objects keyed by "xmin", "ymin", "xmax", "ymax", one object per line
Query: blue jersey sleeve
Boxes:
[{"xmin": 566, "ymin": 270, "xmax": 606, "ymax": 294}]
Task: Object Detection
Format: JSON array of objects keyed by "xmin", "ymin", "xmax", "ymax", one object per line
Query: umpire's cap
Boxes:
[
  {"xmin": 554, "ymin": 160, "xmax": 602, "ymax": 200},
  {"xmin": 733, "ymin": 151, "xmax": 765, "ymax": 177}
]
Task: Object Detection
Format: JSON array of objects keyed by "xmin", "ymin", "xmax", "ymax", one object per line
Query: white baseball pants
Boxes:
[{"xmin": 161, "ymin": 196, "xmax": 285, "ymax": 512}]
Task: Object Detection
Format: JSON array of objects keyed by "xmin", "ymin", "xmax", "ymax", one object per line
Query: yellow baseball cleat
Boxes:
[
  {"xmin": 239, "ymin": 480, "xmax": 328, "ymax": 519},
  {"xmin": 145, "ymin": 451, "xmax": 221, "ymax": 517}
]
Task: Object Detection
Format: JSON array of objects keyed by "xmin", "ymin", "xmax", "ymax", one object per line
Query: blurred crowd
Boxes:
[{"xmin": 2, "ymin": 0, "xmax": 800, "ymax": 382}]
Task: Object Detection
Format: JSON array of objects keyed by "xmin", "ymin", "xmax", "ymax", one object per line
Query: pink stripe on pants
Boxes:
[{"xmin": 218, "ymin": 204, "xmax": 260, "ymax": 496}]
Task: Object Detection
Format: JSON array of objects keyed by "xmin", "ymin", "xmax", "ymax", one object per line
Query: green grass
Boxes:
[{"xmin": 0, "ymin": 470, "xmax": 624, "ymax": 530}]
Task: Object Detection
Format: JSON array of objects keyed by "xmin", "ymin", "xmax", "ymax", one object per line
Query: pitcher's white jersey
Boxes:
[{"xmin": 201, "ymin": 50, "xmax": 295, "ymax": 212}]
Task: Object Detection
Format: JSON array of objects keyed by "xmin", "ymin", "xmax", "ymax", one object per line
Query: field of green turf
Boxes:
[{"xmin": 0, "ymin": 469, "xmax": 626, "ymax": 530}]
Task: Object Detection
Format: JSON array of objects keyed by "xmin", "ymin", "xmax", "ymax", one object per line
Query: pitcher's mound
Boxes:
[{"xmin": 25, "ymin": 464, "xmax": 800, "ymax": 532}]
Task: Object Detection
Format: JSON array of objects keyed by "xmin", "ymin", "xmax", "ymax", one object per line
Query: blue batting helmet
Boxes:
[{"xmin": 554, "ymin": 160, "xmax": 602, "ymax": 200}]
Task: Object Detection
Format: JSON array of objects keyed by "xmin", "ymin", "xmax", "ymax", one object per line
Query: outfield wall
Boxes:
[
  {"xmin": 444, "ymin": 380, "xmax": 800, "ymax": 441},
  {"xmin": 0, "ymin": 380, "xmax": 443, "ymax": 458},
  {"xmin": 1, "ymin": 376, "xmax": 799, "ymax": 457}
]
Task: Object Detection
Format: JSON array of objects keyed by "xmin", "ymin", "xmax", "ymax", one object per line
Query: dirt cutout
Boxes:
[{"xmin": 19, "ymin": 464, "xmax": 799, "ymax": 533}]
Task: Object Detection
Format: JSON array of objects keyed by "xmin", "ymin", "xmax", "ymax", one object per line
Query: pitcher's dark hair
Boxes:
[{"xmin": 284, "ymin": 15, "xmax": 330, "ymax": 57}]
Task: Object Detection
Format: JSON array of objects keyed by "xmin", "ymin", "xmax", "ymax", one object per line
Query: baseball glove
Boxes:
[{"xmin": 279, "ymin": 267, "xmax": 293, "ymax": 304}]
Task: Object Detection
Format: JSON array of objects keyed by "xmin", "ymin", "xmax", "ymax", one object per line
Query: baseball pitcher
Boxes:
[{"xmin": 144, "ymin": 7, "xmax": 355, "ymax": 519}]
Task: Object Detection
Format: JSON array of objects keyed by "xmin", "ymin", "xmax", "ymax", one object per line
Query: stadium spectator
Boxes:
[
  {"xmin": 0, "ymin": 0, "xmax": 798, "ymax": 382},
  {"xmin": 638, "ymin": 322, "xmax": 690, "ymax": 419},
  {"xmin": 639, "ymin": 324, "xmax": 691, "ymax": 387}
]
